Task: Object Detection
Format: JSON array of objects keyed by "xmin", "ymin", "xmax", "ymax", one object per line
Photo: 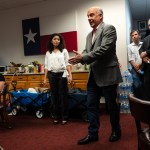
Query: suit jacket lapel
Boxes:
[
  {"xmin": 87, "ymin": 32, "xmax": 93, "ymax": 51},
  {"xmin": 92, "ymin": 22, "xmax": 105, "ymax": 45}
]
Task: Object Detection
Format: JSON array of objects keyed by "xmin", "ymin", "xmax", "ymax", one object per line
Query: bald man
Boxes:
[{"xmin": 69, "ymin": 6, "xmax": 122, "ymax": 145}]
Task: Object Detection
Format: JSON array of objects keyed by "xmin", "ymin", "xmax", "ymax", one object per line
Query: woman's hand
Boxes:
[
  {"xmin": 43, "ymin": 78, "xmax": 47, "ymax": 85},
  {"xmin": 68, "ymin": 74, "xmax": 72, "ymax": 84}
]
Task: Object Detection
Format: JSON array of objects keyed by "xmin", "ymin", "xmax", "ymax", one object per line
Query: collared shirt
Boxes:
[
  {"xmin": 128, "ymin": 41, "xmax": 143, "ymax": 64},
  {"xmin": 92, "ymin": 29, "xmax": 97, "ymax": 43},
  {"xmin": 92, "ymin": 24, "xmax": 101, "ymax": 43}
]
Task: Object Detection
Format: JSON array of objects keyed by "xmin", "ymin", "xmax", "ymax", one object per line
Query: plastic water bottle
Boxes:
[
  {"xmin": 127, "ymin": 71, "xmax": 133, "ymax": 84},
  {"xmin": 122, "ymin": 70, "xmax": 133, "ymax": 84},
  {"xmin": 118, "ymin": 83, "xmax": 123, "ymax": 95},
  {"xmin": 139, "ymin": 70, "xmax": 144, "ymax": 75},
  {"xmin": 122, "ymin": 71, "xmax": 126, "ymax": 83},
  {"xmin": 123, "ymin": 101, "xmax": 130, "ymax": 113},
  {"xmin": 118, "ymin": 93, "xmax": 123, "ymax": 103},
  {"xmin": 120, "ymin": 103, "xmax": 124, "ymax": 113},
  {"xmin": 118, "ymin": 70, "xmax": 133, "ymax": 113}
]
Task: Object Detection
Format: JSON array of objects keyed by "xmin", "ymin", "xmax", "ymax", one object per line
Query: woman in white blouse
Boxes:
[{"xmin": 44, "ymin": 33, "xmax": 72, "ymax": 125}]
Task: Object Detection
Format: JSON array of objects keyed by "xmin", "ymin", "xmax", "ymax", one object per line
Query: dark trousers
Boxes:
[
  {"xmin": 87, "ymin": 71, "xmax": 120, "ymax": 137},
  {"xmin": 48, "ymin": 71, "xmax": 68, "ymax": 120},
  {"xmin": 143, "ymin": 67, "xmax": 150, "ymax": 100},
  {"xmin": 130, "ymin": 68, "xmax": 144, "ymax": 99}
]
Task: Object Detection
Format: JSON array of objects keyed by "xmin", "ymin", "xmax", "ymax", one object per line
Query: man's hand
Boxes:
[
  {"xmin": 69, "ymin": 50, "xmax": 83, "ymax": 65},
  {"xmin": 134, "ymin": 63, "xmax": 142, "ymax": 72},
  {"xmin": 143, "ymin": 56, "xmax": 150, "ymax": 63},
  {"xmin": 140, "ymin": 51, "xmax": 147, "ymax": 58},
  {"xmin": 140, "ymin": 51, "xmax": 150, "ymax": 63}
]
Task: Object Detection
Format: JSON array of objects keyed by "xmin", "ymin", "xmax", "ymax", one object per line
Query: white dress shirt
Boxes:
[{"xmin": 128, "ymin": 41, "xmax": 143, "ymax": 64}]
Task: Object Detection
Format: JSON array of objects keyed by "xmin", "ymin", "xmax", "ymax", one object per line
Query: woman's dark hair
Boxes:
[{"xmin": 47, "ymin": 33, "xmax": 65, "ymax": 53}]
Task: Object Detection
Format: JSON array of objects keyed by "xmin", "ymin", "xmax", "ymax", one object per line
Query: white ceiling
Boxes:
[{"xmin": 0, "ymin": 0, "xmax": 149, "ymax": 21}]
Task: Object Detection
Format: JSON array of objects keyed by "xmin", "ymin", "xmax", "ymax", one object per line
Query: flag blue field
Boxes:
[{"xmin": 22, "ymin": 17, "xmax": 41, "ymax": 56}]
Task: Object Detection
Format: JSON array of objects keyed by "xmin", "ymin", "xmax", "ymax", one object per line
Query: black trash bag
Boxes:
[{"xmin": 68, "ymin": 89, "xmax": 88, "ymax": 122}]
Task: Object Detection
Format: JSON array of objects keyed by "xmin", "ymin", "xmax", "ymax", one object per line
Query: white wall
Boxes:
[
  {"xmin": 0, "ymin": 0, "xmax": 128, "ymax": 71},
  {"xmin": 125, "ymin": 0, "xmax": 133, "ymax": 69},
  {"xmin": 125, "ymin": 0, "xmax": 132, "ymax": 45}
]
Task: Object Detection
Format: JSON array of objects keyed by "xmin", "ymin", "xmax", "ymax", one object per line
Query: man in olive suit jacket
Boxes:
[{"xmin": 69, "ymin": 6, "xmax": 122, "ymax": 145}]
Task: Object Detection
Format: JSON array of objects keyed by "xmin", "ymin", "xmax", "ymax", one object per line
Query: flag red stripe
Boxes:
[{"xmin": 40, "ymin": 31, "xmax": 78, "ymax": 54}]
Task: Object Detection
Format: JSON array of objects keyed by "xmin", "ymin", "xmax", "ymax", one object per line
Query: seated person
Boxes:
[
  {"xmin": 0, "ymin": 74, "xmax": 12, "ymax": 129},
  {"xmin": 0, "ymin": 74, "xmax": 5, "ymax": 92}
]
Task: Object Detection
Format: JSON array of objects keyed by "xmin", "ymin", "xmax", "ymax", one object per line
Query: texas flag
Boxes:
[{"xmin": 22, "ymin": 17, "xmax": 77, "ymax": 56}]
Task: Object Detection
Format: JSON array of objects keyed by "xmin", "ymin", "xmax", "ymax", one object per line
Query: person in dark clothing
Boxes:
[
  {"xmin": 144, "ymin": 19, "xmax": 150, "ymax": 38},
  {"xmin": 144, "ymin": 29, "xmax": 150, "ymax": 38},
  {"xmin": 0, "ymin": 74, "xmax": 5, "ymax": 92},
  {"xmin": 139, "ymin": 19, "xmax": 150, "ymax": 100},
  {"xmin": 43, "ymin": 33, "xmax": 72, "ymax": 125}
]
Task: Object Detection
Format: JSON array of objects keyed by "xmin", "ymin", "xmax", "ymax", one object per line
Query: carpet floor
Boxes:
[{"xmin": 0, "ymin": 112, "xmax": 137, "ymax": 150}]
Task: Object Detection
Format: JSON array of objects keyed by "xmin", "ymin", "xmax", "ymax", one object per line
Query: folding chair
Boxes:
[{"xmin": 129, "ymin": 94, "xmax": 150, "ymax": 150}]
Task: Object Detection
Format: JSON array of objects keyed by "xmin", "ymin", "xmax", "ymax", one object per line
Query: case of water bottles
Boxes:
[{"xmin": 118, "ymin": 70, "xmax": 133, "ymax": 113}]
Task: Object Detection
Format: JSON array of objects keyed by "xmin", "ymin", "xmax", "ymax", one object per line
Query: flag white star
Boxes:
[{"xmin": 24, "ymin": 29, "xmax": 37, "ymax": 44}]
